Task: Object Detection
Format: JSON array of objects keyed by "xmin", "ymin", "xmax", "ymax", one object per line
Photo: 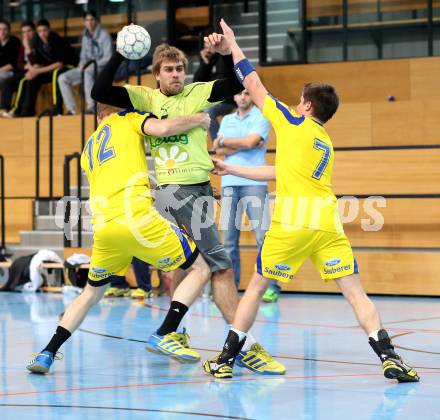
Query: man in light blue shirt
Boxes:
[{"xmin": 213, "ymin": 89, "xmax": 281, "ymax": 301}]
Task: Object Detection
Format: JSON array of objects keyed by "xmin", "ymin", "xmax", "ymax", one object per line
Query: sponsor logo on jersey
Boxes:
[
  {"xmin": 90, "ymin": 267, "xmax": 114, "ymax": 279},
  {"xmin": 323, "ymin": 264, "xmax": 352, "ymax": 275},
  {"xmin": 274, "ymin": 264, "xmax": 291, "ymax": 271},
  {"xmin": 325, "ymin": 258, "xmax": 341, "ymax": 267},
  {"xmin": 150, "ymin": 134, "xmax": 189, "ymax": 148},
  {"xmin": 264, "ymin": 267, "xmax": 294, "ymax": 280},
  {"xmin": 158, "ymin": 255, "xmax": 183, "ymax": 270}
]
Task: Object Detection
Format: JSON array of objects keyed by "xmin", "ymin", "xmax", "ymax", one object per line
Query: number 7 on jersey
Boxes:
[{"xmin": 312, "ymin": 138, "xmax": 330, "ymax": 180}]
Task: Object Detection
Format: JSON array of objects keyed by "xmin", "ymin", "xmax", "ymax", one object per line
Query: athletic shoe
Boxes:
[
  {"xmin": 382, "ymin": 356, "xmax": 419, "ymax": 382},
  {"xmin": 236, "ymin": 343, "xmax": 286, "ymax": 375},
  {"xmin": 26, "ymin": 350, "xmax": 62, "ymax": 374},
  {"xmin": 104, "ymin": 287, "xmax": 130, "ymax": 297},
  {"xmin": 130, "ymin": 288, "xmax": 153, "ymax": 299},
  {"xmin": 369, "ymin": 329, "xmax": 419, "ymax": 383},
  {"xmin": 262, "ymin": 288, "xmax": 279, "ymax": 303},
  {"xmin": 145, "ymin": 332, "xmax": 200, "ymax": 363},
  {"xmin": 203, "ymin": 355, "xmax": 234, "ymax": 379}
]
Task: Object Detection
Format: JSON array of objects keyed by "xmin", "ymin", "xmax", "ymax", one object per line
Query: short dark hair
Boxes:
[
  {"xmin": 84, "ymin": 9, "xmax": 98, "ymax": 20},
  {"xmin": 21, "ymin": 20, "xmax": 35, "ymax": 30},
  {"xmin": 0, "ymin": 20, "xmax": 11, "ymax": 31},
  {"xmin": 302, "ymin": 83, "xmax": 339, "ymax": 123},
  {"xmin": 36, "ymin": 19, "xmax": 50, "ymax": 28}
]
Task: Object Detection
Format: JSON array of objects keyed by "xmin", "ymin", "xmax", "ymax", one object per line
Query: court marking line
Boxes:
[
  {"xmin": 2, "ymin": 371, "xmax": 440, "ymax": 398},
  {"xmin": 0, "ymin": 404, "xmax": 253, "ymax": 419},
  {"xmin": 390, "ymin": 332, "xmax": 440, "ymax": 356},
  {"xmin": 383, "ymin": 316, "xmax": 440, "ymax": 325},
  {"xmin": 77, "ymin": 328, "xmax": 440, "ymax": 370},
  {"xmin": 143, "ymin": 303, "xmax": 440, "ymax": 333}
]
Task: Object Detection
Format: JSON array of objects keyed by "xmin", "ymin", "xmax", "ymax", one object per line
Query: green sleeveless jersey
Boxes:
[{"xmin": 125, "ymin": 81, "xmax": 218, "ymax": 186}]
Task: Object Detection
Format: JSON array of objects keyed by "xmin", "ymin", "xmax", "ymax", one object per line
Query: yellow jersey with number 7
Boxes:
[{"xmin": 262, "ymin": 95, "xmax": 342, "ymax": 233}]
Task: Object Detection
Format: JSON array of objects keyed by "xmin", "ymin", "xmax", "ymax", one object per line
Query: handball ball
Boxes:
[{"xmin": 116, "ymin": 24, "xmax": 151, "ymax": 60}]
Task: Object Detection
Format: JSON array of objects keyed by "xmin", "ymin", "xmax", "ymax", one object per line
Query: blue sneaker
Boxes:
[
  {"xmin": 145, "ymin": 332, "xmax": 200, "ymax": 363},
  {"xmin": 26, "ymin": 350, "xmax": 62, "ymax": 374}
]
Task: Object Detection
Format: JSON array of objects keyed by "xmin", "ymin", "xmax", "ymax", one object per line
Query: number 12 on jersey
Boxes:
[
  {"xmin": 312, "ymin": 138, "xmax": 330, "ymax": 180},
  {"xmin": 85, "ymin": 125, "xmax": 116, "ymax": 171}
]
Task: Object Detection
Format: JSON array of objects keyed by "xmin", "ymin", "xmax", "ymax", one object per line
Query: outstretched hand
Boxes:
[
  {"xmin": 219, "ymin": 19, "xmax": 236, "ymax": 46},
  {"xmin": 203, "ymin": 32, "xmax": 231, "ymax": 56},
  {"xmin": 211, "ymin": 158, "xmax": 229, "ymax": 176}
]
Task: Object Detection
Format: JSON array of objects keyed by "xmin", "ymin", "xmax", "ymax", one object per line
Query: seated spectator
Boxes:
[
  {"xmin": 5, "ymin": 19, "xmax": 76, "ymax": 117},
  {"xmin": 0, "ymin": 19, "xmax": 21, "ymax": 110},
  {"xmin": 58, "ymin": 10, "xmax": 112, "ymax": 115},
  {"xmin": 193, "ymin": 41, "xmax": 236, "ymax": 140}
]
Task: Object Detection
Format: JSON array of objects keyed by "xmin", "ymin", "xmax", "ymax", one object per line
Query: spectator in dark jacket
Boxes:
[
  {"xmin": 0, "ymin": 19, "xmax": 21, "ymax": 110},
  {"xmin": 193, "ymin": 42, "xmax": 236, "ymax": 140},
  {"xmin": 0, "ymin": 21, "xmax": 37, "ymax": 114},
  {"xmin": 5, "ymin": 19, "xmax": 76, "ymax": 117}
]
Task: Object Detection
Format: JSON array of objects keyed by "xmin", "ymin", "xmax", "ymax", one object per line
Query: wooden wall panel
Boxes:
[
  {"xmin": 371, "ymin": 100, "xmax": 440, "ymax": 146},
  {"xmin": 410, "ymin": 58, "xmax": 440, "ymax": 100},
  {"xmin": 258, "ymin": 60, "xmax": 411, "ymax": 105},
  {"xmin": 326, "ymin": 102, "xmax": 372, "ymax": 147},
  {"xmin": 3, "ymin": 199, "xmax": 32, "ymax": 243},
  {"xmin": 239, "ymin": 250, "xmax": 440, "ymax": 296},
  {"xmin": 342, "ymin": 198, "xmax": 440, "ymax": 248},
  {"xmin": 333, "ymin": 149, "xmax": 440, "ymax": 195},
  {"xmin": 307, "ymin": 0, "xmax": 440, "ymax": 18}
]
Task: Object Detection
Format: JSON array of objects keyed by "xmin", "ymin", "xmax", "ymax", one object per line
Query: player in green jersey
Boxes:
[{"xmin": 91, "ymin": 31, "xmax": 285, "ymax": 375}]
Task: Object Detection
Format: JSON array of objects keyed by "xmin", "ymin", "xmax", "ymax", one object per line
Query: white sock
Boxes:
[
  {"xmin": 241, "ymin": 332, "xmax": 256, "ymax": 351},
  {"xmin": 230, "ymin": 328, "xmax": 246, "ymax": 342},
  {"xmin": 369, "ymin": 329, "xmax": 380, "ymax": 341}
]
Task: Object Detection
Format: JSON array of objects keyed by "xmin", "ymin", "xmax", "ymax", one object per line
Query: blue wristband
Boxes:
[{"xmin": 234, "ymin": 59, "xmax": 255, "ymax": 83}]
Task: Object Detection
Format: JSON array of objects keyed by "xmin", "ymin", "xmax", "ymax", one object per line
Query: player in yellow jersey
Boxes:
[
  {"xmin": 203, "ymin": 20, "xmax": 419, "ymax": 383},
  {"xmin": 27, "ymin": 103, "xmax": 212, "ymax": 374}
]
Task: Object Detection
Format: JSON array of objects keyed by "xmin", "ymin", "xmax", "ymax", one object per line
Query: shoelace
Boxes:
[
  {"xmin": 175, "ymin": 328, "xmax": 191, "ymax": 348},
  {"xmin": 167, "ymin": 332, "xmax": 188, "ymax": 349},
  {"xmin": 252, "ymin": 344, "xmax": 273, "ymax": 360}
]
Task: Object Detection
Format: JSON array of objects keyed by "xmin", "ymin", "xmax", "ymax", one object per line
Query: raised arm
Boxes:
[
  {"xmin": 205, "ymin": 20, "xmax": 268, "ymax": 109},
  {"xmin": 211, "ymin": 158, "xmax": 275, "ymax": 181},
  {"xmin": 199, "ymin": 33, "xmax": 243, "ymax": 103},
  {"xmin": 143, "ymin": 113, "xmax": 211, "ymax": 137},
  {"xmin": 208, "ymin": 54, "xmax": 244, "ymax": 102},
  {"xmin": 91, "ymin": 51, "xmax": 132, "ymax": 108}
]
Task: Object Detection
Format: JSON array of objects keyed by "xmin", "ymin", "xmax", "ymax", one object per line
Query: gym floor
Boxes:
[{"xmin": 1, "ymin": 292, "xmax": 439, "ymax": 419}]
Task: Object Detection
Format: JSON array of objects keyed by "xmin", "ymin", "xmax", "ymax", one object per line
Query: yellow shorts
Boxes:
[
  {"xmin": 88, "ymin": 207, "xmax": 198, "ymax": 286},
  {"xmin": 256, "ymin": 222, "xmax": 358, "ymax": 283}
]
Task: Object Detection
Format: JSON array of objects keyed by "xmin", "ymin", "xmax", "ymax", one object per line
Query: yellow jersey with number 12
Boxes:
[
  {"xmin": 262, "ymin": 95, "xmax": 342, "ymax": 233},
  {"xmin": 80, "ymin": 110, "xmax": 155, "ymax": 226}
]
